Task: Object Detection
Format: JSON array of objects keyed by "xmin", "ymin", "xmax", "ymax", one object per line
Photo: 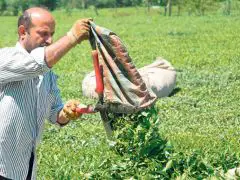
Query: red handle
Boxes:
[
  {"xmin": 92, "ymin": 50, "xmax": 104, "ymax": 95},
  {"xmin": 75, "ymin": 106, "xmax": 96, "ymax": 114},
  {"xmin": 74, "ymin": 51, "xmax": 103, "ymax": 115}
]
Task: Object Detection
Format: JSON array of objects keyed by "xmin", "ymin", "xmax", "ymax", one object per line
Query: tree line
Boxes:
[{"xmin": 0, "ymin": 0, "xmax": 237, "ymax": 16}]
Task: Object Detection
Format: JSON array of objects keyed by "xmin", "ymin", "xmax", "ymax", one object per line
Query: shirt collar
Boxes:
[{"xmin": 15, "ymin": 42, "xmax": 29, "ymax": 53}]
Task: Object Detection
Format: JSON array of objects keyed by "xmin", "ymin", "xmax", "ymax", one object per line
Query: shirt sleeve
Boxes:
[
  {"xmin": 0, "ymin": 47, "xmax": 50, "ymax": 84},
  {"xmin": 46, "ymin": 72, "xmax": 64, "ymax": 124}
]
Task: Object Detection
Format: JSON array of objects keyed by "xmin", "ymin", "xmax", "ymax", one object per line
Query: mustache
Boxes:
[{"xmin": 39, "ymin": 43, "xmax": 50, "ymax": 47}]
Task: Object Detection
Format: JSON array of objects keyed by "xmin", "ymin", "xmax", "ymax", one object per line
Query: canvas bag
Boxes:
[
  {"xmin": 82, "ymin": 57, "xmax": 176, "ymax": 99},
  {"xmin": 89, "ymin": 22, "xmax": 157, "ymax": 114}
]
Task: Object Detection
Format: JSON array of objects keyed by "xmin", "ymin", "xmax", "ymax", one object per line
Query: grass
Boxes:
[{"xmin": 0, "ymin": 7, "xmax": 240, "ymax": 178}]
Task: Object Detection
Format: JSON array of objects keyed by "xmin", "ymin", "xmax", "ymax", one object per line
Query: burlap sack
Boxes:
[
  {"xmin": 82, "ymin": 57, "xmax": 176, "ymax": 99},
  {"xmin": 139, "ymin": 57, "xmax": 176, "ymax": 98}
]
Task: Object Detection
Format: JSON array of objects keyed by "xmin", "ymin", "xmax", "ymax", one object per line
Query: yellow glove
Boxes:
[
  {"xmin": 67, "ymin": 18, "xmax": 92, "ymax": 45},
  {"xmin": 63, "ymin": 99, "xmax": 82, "ymax": 120}
]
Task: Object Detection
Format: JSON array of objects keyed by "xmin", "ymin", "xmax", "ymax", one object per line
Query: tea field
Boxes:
[{"xmin": 0, "ymin": 7, "xmax": 240, "ymax": 179}]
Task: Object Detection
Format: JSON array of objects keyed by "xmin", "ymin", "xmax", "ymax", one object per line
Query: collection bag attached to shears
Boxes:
[{"xmin": 89, "ymin": 22, "xmax": 157, "ymax": 114}]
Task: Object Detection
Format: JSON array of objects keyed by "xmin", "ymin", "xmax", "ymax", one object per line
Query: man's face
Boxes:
[
  {"xmin": 25, "ymin": 18, "xmax": 55, "ymax": 52},
  {"xmin": 20, "ymin": 11, "xmax": 55, "ymax": 52}
]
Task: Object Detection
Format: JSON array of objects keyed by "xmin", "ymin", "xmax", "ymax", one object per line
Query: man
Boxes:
[{"xmin": 0, "ymin": 7, "xmax": 91, "ymax": 179}]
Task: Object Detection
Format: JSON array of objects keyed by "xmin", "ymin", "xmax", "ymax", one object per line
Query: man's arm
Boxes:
[
  {"xmin": 44, "ymin": 36, "xmax": 74, "ymax": 68},
  {"xmin": 0, "ymin": 19, "xmax": 91, "ymax": 84},
  {"xmin": 46, "ymin": 72, "xmax": 81, "ymax": 125},
  {"xmin": 45, "ymin": 18, "xmax": 91, "ymax": 68}
]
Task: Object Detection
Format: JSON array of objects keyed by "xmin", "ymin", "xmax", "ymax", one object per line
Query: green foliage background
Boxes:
[
  {"xmin": 1, "ymin": 0, "xmax": 240, "ymax": 16},
  {"xmin": 0, "ymin": 7, "xmax": 240, "ymax": 179}
]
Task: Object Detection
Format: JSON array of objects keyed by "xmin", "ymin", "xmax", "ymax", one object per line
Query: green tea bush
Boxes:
[
  {"xmin": 106, "ymin": 106, "xmax": 175, "ymax": 178},
  {"xmin": 107, "ymin": 106, "xmax": 239, "ymax": 179}
]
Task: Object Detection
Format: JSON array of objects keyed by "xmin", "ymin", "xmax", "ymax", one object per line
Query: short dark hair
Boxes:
[{"xmin": 17, "ymin": 11, "xmax": 32, "ymax": 31}]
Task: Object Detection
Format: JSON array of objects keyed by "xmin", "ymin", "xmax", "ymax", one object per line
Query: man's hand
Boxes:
[
  {"xmin": 57, "ymin": 100, "xmax": 85, "ymax": 125},
  {"xmin": 62, "ymin": 99, "xmax": 82, "ymax": 120},
  {"xmin": 67, "ymin": 18, "xmax": 92, "ymax": 45}
]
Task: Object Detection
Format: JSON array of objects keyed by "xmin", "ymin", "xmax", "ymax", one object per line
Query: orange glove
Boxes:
[
  {"xmin": 67, "ymin": 18, "xmax": 92, "ymax": 45},
  {"xmin": 62, "ymin": 99, "xmax": 82, "ymax": 120}
]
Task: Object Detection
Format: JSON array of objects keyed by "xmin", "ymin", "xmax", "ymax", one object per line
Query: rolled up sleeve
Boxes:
[{"xmin": 30, "ymin": 46, "xmax": 50, "ymax": 71}]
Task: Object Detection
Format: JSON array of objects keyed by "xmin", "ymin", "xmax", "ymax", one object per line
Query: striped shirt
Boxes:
[{"xmin": 0, "ymin": 42, "xmax": 64, "ymax": 179}]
